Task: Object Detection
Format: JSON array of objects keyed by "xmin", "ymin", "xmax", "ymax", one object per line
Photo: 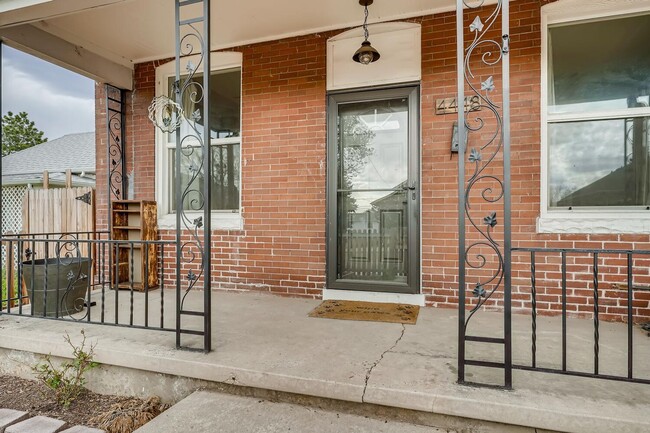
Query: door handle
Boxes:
[
  {"xmin": 402, "ymin": 183, "xmax": 417, "ymax": 200},
  {"xmin": 402, "ymin": 183, "xmax": 416, "ymax": 191}
]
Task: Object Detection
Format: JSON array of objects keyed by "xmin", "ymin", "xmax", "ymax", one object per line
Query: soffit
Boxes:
[{"xmin": 8, "ymin": 0, "xmax": 468, "ymax": 65}]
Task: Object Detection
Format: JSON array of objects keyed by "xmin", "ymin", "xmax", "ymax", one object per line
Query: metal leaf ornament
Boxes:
[
  {"xmin": 468, "ymin": 148, "xmax": 482, "ymax": 163},
  {"xmin": 187, "ymin": 271, "xmax": 198, "ymax": 282},
  {"xmin": 481, "ymin": 76, "xmax": 495, "ymax": 92},
  {"xmin": 483, "ymin": 212, "xmax": 498, "ymax": 228},
  {"xmin": 473, "ymin": 284, "xmax": 486, "ymax": 298},
  {"xmin": 470, "ymin": 16, "xmax": 484, "ymax": 33},
  {"xmin": 193, "ymin": 216, "xmax": 203, "ymax": 229}
]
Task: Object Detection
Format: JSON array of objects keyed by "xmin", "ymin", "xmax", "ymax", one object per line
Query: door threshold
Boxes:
[{"xmin": 323, "ymin": 289, "xmax": 425, "ymax": 306}]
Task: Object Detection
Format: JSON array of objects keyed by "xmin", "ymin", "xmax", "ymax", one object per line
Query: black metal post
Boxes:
[
  {"xmin": 457, "ymin": 0, "xmax": 512, "ymax": 389},
  {"xmin": 202, "ymin": 0, "xmax": 212, "ymax": 353},
  {"xmin": 106, "ymin": 84, "xmax": 126, "ymax": 228},
  {"xmin": 502, "ymin": 0, "xmax": 513, "ymax": 389},
  {"xmin": 456, "ymin": 0, "xmax": 466, "ymax": 385},
  {"xmin": 174, "ymin": 0, "xmax": 182, "ymax": 350},
  {"xmin": 174, "ymin": 0, "xmax": 212, "ymax": 352}
]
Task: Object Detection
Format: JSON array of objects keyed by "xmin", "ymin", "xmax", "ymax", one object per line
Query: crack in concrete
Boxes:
[{"xmin": 361, "ymin": 324, "xmax": 406, "ymax": 403}]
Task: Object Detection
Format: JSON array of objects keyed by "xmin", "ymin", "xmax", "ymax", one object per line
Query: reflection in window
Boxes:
[
  {"xmin": 547, "ymin": 14, "xmax": 650, "ymax": 209},
  {"xmin": 165, "ymin": 68, "xmax": 241, "ymax": 213},
  {"xmin": 337, "ymin": 190, "xmax": 408, "ymax": 283},
  {"xmin": 549, "ymin": 117, "xmax": 649, "ymax": 207},
  {"xmin": 167, "ymin": 69, "xmax": 241, "ymax": 141},
  {"xmin": 548, "ymin": 15, "xmax": 650, "ymax": 114},
  {"xmin": 169, "ymin": 144, "xmax": 240, "ymax": 211},
  {"xmin": 338, "ymin": 98, "xmax": 408, "ymax": 191}
]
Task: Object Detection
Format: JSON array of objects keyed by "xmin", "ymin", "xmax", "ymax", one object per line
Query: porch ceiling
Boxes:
[{"xmin": 0, "ymin": 0, "xmax": 470, "ymax": 85}]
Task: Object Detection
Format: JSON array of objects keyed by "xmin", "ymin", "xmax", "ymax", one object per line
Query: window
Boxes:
[
  {"xmin": 546, "ymin": 14, "xmax": 650, "ymax": 210},
  {"xmin": 155, "ymin": 53, "xmax": 243, "ymax": 229},
  {"xmin": 547, "ymin": 15, "xmax": 650, "ymax": 209},
  {"xmin": 166, "ymin": 69, "xmax": 241, "ymax": 212}
]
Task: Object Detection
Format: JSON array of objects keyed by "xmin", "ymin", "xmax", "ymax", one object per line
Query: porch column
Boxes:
[
  {"xmin": 457, "ymin": 0, "xmax": 512, "ymax": 389},
  {"xmin": 173, "ymin": 0, "xmax": 212, "ymax": 352},
  {"xmin": 105, "ymin": 84, "xmax": 127, "ymax": 227}
]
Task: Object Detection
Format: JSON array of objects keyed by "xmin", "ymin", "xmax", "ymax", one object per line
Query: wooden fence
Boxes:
[{"xmin": 340, "ymin": 229, "xmax": 407, "ymax": 280}]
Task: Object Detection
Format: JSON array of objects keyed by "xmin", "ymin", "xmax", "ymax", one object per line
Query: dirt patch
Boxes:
[{"xmin": 0, "ymin": 375, "xmax": 165, "ymax": 432}]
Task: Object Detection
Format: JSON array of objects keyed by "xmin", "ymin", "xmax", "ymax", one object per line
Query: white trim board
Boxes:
[
  {"xmin": 323, "ymin": 289, "xmax": 425, "ymax": 306},
  {"xmin": 327, "ymin": 23, "xmax": 421, "ymax": 91}
]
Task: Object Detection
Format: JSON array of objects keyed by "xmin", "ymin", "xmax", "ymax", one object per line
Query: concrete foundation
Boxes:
[{"xmin": 0, "ymin": 291, "xmax": 649, "ymax": 433}]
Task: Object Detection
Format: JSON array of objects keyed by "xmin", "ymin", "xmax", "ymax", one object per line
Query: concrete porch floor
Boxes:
[{"xmin": 1, "ymin": 290, "xmax": 649, "ymax": 433}]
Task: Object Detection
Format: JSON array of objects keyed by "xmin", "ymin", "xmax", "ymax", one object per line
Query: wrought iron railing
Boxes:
[
  {"xmin": 0, "ymin": 233, "xmax": 187, "ymax": 335},
  {"xmin": 512, "ymin": 247, "xmax": 650, "ymax": 385}
]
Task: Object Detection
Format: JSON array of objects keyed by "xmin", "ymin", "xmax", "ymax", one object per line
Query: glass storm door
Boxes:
[{"xmin": 327, "ymin": 87, "xmax": 420, "ymax": 294}]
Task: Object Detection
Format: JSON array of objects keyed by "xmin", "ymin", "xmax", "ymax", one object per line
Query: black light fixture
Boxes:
[{"xmin": 353, "ymin": 0, "xmax": 380, "ymax": 65}]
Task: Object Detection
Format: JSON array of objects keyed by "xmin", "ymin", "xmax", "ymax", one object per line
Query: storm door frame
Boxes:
[{"xmin": 326, "ymin": 85, "xmax": 421, "ymax": 294}]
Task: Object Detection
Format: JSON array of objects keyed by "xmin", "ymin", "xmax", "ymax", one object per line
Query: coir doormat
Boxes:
[{"xmin": 308, "ymin": 300, "xmax": 419, "ymax": 324}]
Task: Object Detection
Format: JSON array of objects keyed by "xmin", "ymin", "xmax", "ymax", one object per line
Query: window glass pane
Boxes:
[
  {"xmin": 169, "ymin": 144, "xmax": 240, "ymax": 211},
  {"xmin": 548, "ymin": 117, "xmax": 650, "ymax": 207},
  {"xmin": 337, "ymin": 190, "xmax": 408, "ymax": 283},
  {"xmin": 548, "ymin": 15, "xmax": 650, "ymax": 114},
  {"xmin": 167, "ymin": 68, "xmax": 241, "ymax": 142},
  {"xmin": 337, "ymin": 98, "xmax": 409, "ymax": 191}
]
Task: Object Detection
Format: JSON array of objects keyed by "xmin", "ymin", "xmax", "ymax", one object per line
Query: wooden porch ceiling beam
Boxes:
[{"xmin": 0, "ymin": 23, "xmax": 133, "ymax": 90}]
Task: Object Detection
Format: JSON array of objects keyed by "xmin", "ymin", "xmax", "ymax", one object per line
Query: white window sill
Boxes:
[
  {"xmin": 158, "ymin": 213, "xmax": 243, "ymax": 231},
  {"xmin": 537, "ymin": 213, "xmax": 650, "ymax": 234}
]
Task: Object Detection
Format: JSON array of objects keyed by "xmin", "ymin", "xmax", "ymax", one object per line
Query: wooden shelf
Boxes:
[
  {"xmin": 111, "ymin": 200, "xmax": 158, "ymax": 292},
  {"xmin": 115, "ymin": 243, "xmax": 143, "ymax": 249}
]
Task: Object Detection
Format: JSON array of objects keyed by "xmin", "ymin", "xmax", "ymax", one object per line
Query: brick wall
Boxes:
[{"xmin": 95, "ymin": 0, "xmax": 650, "ymax": 322}]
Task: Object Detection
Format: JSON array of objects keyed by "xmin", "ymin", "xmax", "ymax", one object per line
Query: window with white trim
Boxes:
[
  {"xmin": 154, "ymin": 53, "xmax": 243, "ymax": 229},
  {"xmin": 546, "ymin": 14, "xmax": 650, "ymax": 210},
  {"xmin": 165, "ymin": 69, "xmax": 241, "ymax": 212}
]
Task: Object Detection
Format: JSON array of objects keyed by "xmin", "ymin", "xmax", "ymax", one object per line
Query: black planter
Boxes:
[{"xmin": 22, "ymin": 257, "xmax": 91, "ymax": 318}]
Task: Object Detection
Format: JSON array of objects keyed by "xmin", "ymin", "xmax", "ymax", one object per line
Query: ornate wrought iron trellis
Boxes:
[
  {"xmin": 457, "ymin": 0, "xmax": 512, "ymax": 388},
  {"xmin": 173, "ymin": 0, "xmax": 212, "ymax": 352},
  {"xmin": 105, "ymin": 84, "xmax": 126, "ymax": 212}
]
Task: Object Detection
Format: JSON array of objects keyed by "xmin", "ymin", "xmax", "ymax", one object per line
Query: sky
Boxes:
[{"xmin": 2, "ymin": 45, "xmax": 95, "ymax": 140}]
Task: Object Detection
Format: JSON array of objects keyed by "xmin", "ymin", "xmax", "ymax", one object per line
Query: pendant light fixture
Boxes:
[{"xmin": 352, "ymin": 0, "xmax": 380, "ymax": 65}]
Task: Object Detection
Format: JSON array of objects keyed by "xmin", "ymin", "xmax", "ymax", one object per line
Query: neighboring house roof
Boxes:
[{"xmin": 1, "ymin": 132, "xmax": 95, "ymax": 187}]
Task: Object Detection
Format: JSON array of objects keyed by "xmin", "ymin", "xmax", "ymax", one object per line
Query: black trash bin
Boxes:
[{"xmin": 22, "ymin": 257, "xmax": 91, "ymax": 318}]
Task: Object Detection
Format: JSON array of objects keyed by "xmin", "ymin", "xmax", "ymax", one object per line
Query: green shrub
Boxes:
[
  {"xmin": 33, "ymin": 330, "xmax": 100, "ymax": 408},
  {"xmin": 1, "ymin": 267, "xmax": 19, "ymax": 310}
]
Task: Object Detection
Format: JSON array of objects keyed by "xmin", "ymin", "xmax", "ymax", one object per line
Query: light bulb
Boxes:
[{"xmin": 359, "ymin": 52, "xmax": 374, "ymax": 65}]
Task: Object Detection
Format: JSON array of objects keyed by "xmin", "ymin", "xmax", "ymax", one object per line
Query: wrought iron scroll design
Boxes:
[
  {"xmin": 24, "ymin": 235, "xmax": 90, "ymax": 321},
  {"xmin": 463, "ymin": 0, "xmax": 506, "ymax": 323},
  {"xmin": 106, "ymin": 85, "xmax": 126, "ymax": 203},
  {"xmin": 173, "ymin": 0, "xmax": 212, "ymax": 352},
  {"xmin": 457, "ymin": 0, "xmax": 511, "ymax": 387},
  {"xmin": 56, "ymin": 235, "xmax": 90, "ymax": 321}
]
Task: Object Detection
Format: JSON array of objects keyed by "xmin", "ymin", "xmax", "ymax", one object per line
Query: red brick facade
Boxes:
[{"xmin": 95, "ymin": 0, "xmax": 650, "ymax": 322}]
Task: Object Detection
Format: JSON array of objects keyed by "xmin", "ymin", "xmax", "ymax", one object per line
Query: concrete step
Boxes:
[
  {"xmin": 60, "ymin": 427, "xmax": 104, "ymax": 433},
  {"xmin": 134, "ymin": 390, "xmax": 445, "ymax": 433},
  {"xmin": 6, "ymin": 416, "xmax": 65, "ymax": 433},
  {"xmin": 0, "ymin": 410, "xmax": 29, "ymax": 433}
]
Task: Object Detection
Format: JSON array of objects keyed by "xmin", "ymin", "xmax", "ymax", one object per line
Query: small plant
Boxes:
[
  {"xmin": 33, "ymin": 330, "xmax": 99, "ymax": 408},
  {"xmin": 1, "ymin": 267, "xmax": 18, "ymax": 310}
]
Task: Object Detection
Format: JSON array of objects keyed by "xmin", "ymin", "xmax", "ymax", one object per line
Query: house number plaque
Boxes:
[{"xmin": 435, "ymin": 95, "xmax": 481, "ymax": 115}]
